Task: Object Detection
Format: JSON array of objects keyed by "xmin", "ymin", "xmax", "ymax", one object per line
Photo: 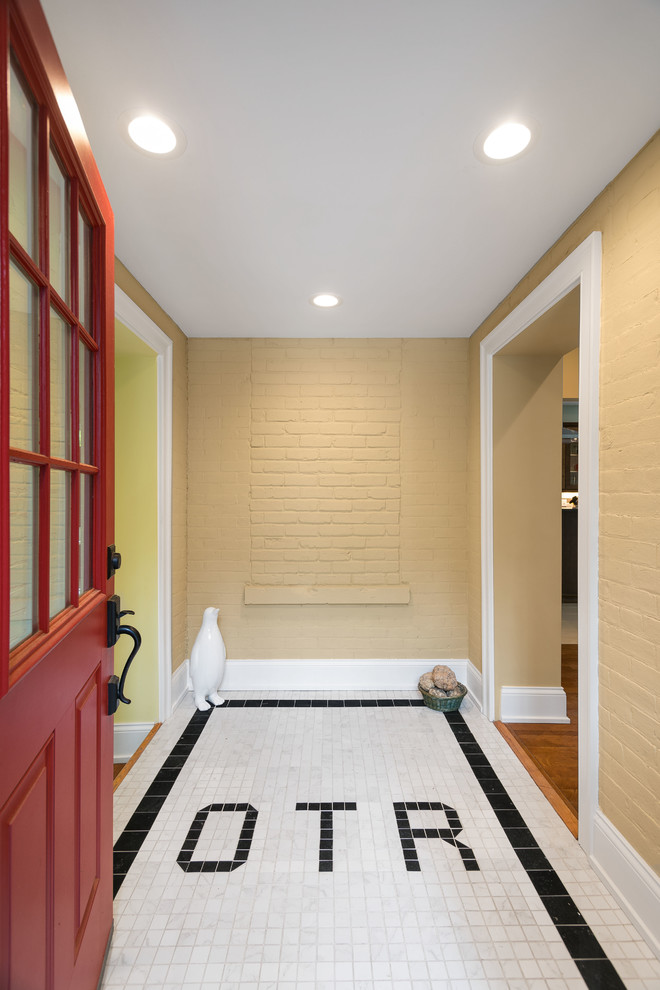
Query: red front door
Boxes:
[{"xmin": 0, "ymin": 1, "xmax": 115, "ymax": 987}]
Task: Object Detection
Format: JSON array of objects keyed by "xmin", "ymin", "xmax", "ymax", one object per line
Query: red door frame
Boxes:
[{"xmin": 0, "ymin": 1, "xmax": 115, "ymax": 987}]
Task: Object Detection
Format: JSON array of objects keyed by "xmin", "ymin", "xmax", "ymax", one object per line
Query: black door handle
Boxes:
[{"xmin": 107, "ymin": 594, "xmax": 142, "ymax": 716}]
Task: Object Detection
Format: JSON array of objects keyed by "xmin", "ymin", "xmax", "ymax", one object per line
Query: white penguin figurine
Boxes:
[{"xmin": 190, "ymin": 607, "xmax": 226, "ymax": 711}]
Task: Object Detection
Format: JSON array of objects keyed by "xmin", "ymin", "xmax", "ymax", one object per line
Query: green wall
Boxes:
[{"xmin": 114, "ymin": 319, "xmax": 159, "ymax": 725}]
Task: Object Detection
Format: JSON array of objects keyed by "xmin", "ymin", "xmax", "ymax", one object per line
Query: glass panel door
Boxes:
[
  {"xmin": 9, "ymin": 463, "xmax": 39, "ymax": 650},
  {"xmin": 5, "ymin": 47, "xmax": 101, "ymax": 665},
  {"xmin": 8, "ymin": 58, "xmax": 38, "ymax": 260},
  {"xmin": 9, "ymin": 260, "xmax": 39, "ymax": 451},
  {"xmin": 49, "ymin": 146, "xmax": 71, "ymax": 304}
]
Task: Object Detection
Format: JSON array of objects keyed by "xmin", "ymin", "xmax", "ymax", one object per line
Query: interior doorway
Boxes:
[
  {"xmin": 490, "ymin": 293, "xmax": 580, "ymax": 832},
  {"xmin": 480, "ymin": 232, "xmax": 601, "ymax": 856},
  {"xmin": 113, "ymin": 287, "xmax": 174, "ymax": 761}
]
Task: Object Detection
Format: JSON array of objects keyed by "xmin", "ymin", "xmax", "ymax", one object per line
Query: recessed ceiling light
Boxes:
[
  {"xmin": 483, "ymin": 122, "xmax": 531, "ymax": 160},
  {"xmin": 311, "ymin": 293, "xmax": 341, "ymax": 308},
  {"xmin": 119, "ymin": 109, "xmax": 187, "ymax": 158},
  {"xmin": 474, "ymin": 118, "xmax": 537, "ymax": 164},
  {"xmin": 128, "ymin": 115, "xmax": 177, "ymax": 154}
]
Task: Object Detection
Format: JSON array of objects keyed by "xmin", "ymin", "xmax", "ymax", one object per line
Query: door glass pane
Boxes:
[
  {"xmin": 49, "ymin": 146, "xmax": 70, "ymax": 303},
  {"xmin": 79, "ymin": 473, "xmax": 93, "ymax": 594},
  {"xmin": 10, "ymin": 463, "xmax": 39, "ymax": 650},
  {"xmin": 79, "ymin": 340, "xmax": 94, "ymax": 464},
  {"xmin": 50, "ymin": 310, "xmax": 71, "ymax": 459},
  {"xmin": 9, "ymin": 260, "xmax": 39, "ymax": 451},
  {"xmin": 50, "ymin": 470, "xmax": 71, "ymax": 617},
  {"xmin": 78, "ymin": 210, "xmax": 93, "ymax": 331},
  {"xmin": 9, "ymin": 59, "xmax": 38, "ymax": 259}
]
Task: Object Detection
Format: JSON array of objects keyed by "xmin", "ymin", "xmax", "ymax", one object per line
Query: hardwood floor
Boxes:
[
  {"xmin": 112, "ymin": 723, "xmax": 162, "ymax": 792},
  {"xmin": 496, "ymin": 645, "xmax": 578, "ymax": 834}
]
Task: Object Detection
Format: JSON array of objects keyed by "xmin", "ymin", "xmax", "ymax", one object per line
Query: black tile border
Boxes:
[
  {"xmin": 221, "ymin": 698, "xmax": 425, "ymax": 707},
  {"xmin": 112, "ymin": 706, "xmax": 213, "ymax": 896},
  {"xmin": 111, "ymin": 698, "xmax": 629, "ymax": 990},
  {"xmin": 443, "ymin": 710, "xmax": 626, "ymax": 990}
]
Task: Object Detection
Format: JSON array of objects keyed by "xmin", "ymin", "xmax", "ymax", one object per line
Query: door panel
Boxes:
[
  {"xmin": 75, "ymin": 670, "xmax": 101, "ymax": 947},
  {"xmin": 0, "ymin": 739, "xmax": 53, "ymax": 990},
  {"xmin": 1, "ymin": 1, "xmax": 116, "ymax": 988}
]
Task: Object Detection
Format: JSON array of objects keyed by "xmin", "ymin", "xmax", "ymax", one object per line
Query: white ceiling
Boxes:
[{"xmin": 40, "ymin": 0, "xmax": 660, "ymax": 339}]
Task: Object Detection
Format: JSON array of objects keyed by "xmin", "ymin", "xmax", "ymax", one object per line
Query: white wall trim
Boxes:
[
  {"xmin": 180, "ymin": 658, "xmax": 472, "ymax": 694},
  {"xmin": 466, "ymin": 661, "xmax": 483, "ymax": 711},
  {"xmin": 171, "ymin": 659, "xmax": 190, "ymax": 711},
  {"xmin": 115, "ymin": 286, "xmax": 174, "ymax": 722},
  {"xmin": 113, "ymin": 722, "xmax": 156, "ymax": 762},
  {"xmin": 500, "ymin": 685, "xmax": 569, "ymax": 723},
  {"xmin": 480, "ymin": 231, "xmax": 601, "ymax": 855},
  {"xmin": 592, "ymin": 810, "xmax": 660, "ymax": 959}
]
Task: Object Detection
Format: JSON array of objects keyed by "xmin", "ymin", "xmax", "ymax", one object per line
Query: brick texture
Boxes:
[
  {"xmin": 467, "ymin": 132, "xmax": 660, "ymax": 871},
  {"xmin": 187, "ymin": 338, "xmax": 469, "ymax": 662},
  {"xmin": 250, "ymin": 341, "xmax": 402, "ymax": 586}
]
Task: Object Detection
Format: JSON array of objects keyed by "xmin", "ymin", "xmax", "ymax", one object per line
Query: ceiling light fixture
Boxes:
[
  {"xmin": 474, "ymin": 118, "xmax": 536, "ymax": 164},
  {"xmin": 311, "ymin": 293, "xmax": 341, "ymax": 308},
  {"xmin": 119, "ymin": 109, "xmax": 187, "ymax": 159},
  {"xmin": 128, "ymin": 114, "xmax": 177, "ymax": 154}
]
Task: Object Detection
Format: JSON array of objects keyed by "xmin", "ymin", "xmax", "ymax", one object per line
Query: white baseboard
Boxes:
[
  {"xmin": 466, "ymin": 661, "xmax": 483, "ymax": 711},
  {"xmin": 113, "ymin": 722, "xmax": 156, "ymax": 762},
  {"xmin": 500, "ymin": 685, "xmax": 569, "ymax": 723},
  {"xmin": 171, "ymin": 659, "xmax": 190, "ymax": 711},
  {"xmin": 179, "ymin": 658, "xmax": 471, "ymax": 694},
  {"xmin": 591, "ymin": 810, "xmax": 660, "ymax": 959}
]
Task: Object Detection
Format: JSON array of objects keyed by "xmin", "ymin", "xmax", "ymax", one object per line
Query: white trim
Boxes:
[
  {"xmin": 171, "ymin": 659, "xmax": 190, "ymax": 711},
  {"xmin": 114, "ymin": 286, "xmax": 174, "ymax": 722},
  {"xmin": 181, "ymin": 658, "xmax": 471, "ymax": 693},
  {"xmin": 480, "ymin": 231, "xmax": 601, "ymax": 854},
  {"xmin": 500, "ymin": 685, "xmax": 569, "ymax": 723},
  {"xmin": 113, "ymin": 721, "xmax": 156, "ymax": 762},
  {"xmin": 466, "ymin": 661, "xmax": 483, "ymax": 711},
  {"xmin": 592, "ymin": 810, "xmax": 660, "ymax": 959}
]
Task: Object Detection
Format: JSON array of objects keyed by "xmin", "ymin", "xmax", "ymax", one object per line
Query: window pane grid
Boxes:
[
  {"xmin": 9, "ymin": 57, "xmax": 38, "ymax": 261},
  {"xmin": 5, "ymin": 49, "xmax": 102, "ymax": 666}
]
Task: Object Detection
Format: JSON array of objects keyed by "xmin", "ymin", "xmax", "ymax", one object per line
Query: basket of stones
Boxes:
[{"xmin": 418, "ymin": 665, "xmax": 467, "ymax": 712}]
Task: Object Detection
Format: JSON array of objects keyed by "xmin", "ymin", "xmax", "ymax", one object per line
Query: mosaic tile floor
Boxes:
[{"xmin": 108, "ymin": 693, "xmax": 660, "ymax": 990}]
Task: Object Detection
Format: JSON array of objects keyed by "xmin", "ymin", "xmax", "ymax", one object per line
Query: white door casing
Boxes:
[{"xmin": 480, "ymin": 231, "xmax": 601, "ymax": 854}]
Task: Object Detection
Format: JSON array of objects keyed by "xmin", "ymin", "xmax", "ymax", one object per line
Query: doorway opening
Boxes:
[
  {"xmin": 113, "ymin": 287, "xmax": 173, "ymax": 764},
  {"xmin": 490, "ymin": 290, "xmax": 580, "ymax": 833},
  {"xmin": 480, "ymin": 232, "xmax": 601, "ymax": 855}
]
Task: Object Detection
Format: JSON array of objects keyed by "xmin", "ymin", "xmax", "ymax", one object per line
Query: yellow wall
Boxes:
[
  {"xmin": 114, "ymin": 321, "xmax": 159, "ymax": 723},
  {"xmin": 114, "ymin": 260, "xmax": 188, "ymax": 671},
  {"xmin": 563, "ymin": 348, "xmax": 579, "ymax": 399},
  {"xmin": 493, "ymin": 355, "xmax": 563, "ymax": 713},
  {"xmin": 187, "ymin": 338, "xmax": 469, "ymax": 660},
  {"xmin": 468, "ymin": 131, "xmax": 660, "ymax": 871}
]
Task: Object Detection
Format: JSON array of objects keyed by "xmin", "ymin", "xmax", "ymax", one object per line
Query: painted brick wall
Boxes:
[
  {"xmin": 187, "ymin": 338, "xmax": 468, "ymax": 661},
  {"xmin": 250, "ymin": 340, "xmax": 402, "ymax": 587},
  {"xmin": 467, "ymin": 132, "xmax": 660, "ymax": 871}
]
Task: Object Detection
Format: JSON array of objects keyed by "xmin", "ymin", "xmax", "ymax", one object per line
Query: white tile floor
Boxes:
[{"xmin": 108, "ymin": 693, "xmax": 660, "ymax": 989}]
